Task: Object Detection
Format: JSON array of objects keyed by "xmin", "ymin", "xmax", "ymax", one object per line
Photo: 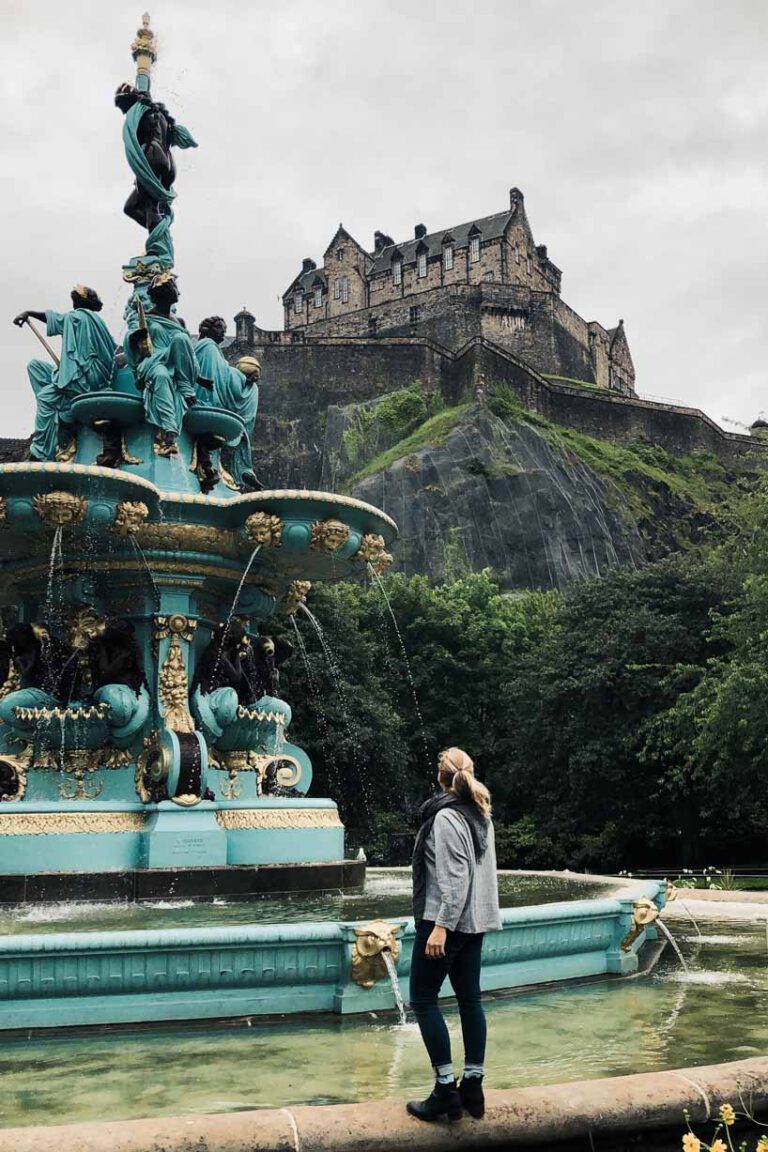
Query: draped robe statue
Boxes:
[
  {"xmin": 220, "ymin": 355, "xmax": 261, "ymax": 491},
  {"xmin": 194, "ymin": 319, "xmax": 260, "ymax": 490},
  {"xmin": 13, "ymin": 287, "xmax": 116, "ymax": 461},
  {"xmin": 115, "ymin": 84, "xmax": 197, "ymax": 236},
  {"xmin": 124, "ymin": 274, "xmax": 198, "ymax": 454}
]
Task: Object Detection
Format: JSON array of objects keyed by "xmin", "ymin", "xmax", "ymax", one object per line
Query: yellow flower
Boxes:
[
  {"xmin": 719, "ymin": 1104, "xmax": 736, "ymax": 1127},
  {"xmin": 683, "ymin": 1134, "xmax": 701, "ymax": 1152},
  {"xmin": 711, "ymin": 1140, "xmax": 727, "ymax": 1152},
  {"xmin": 757, "ymin": 1137, "xmax": 768, "ymax": 1152}
]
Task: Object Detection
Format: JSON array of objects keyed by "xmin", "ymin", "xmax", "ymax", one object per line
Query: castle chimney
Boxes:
[
  {"xmin": 374, "ymin": 230, "xmax": 394, "ymax": 254},
  {"xmin": 234, "ymin": 306, "xmax": 255, "ymax": 346},
  {"xmin": 302, "ymin": 257, "xmax": 317, "ymax": 273},
  {"xmin": 509, "ymin": 187, "xmax": 524, "ymax": 209},
  {"xmin": 536, "ymin": 244, "xmax": 548, "ymax": 259},
  {"xmin": 414, "ymin": 223, "xmax": 427, "ymax": 239}
]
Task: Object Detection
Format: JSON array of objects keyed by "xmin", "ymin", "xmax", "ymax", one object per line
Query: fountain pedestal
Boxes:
[{"xmin": 140, "ymin": 802, "xmax": 227, "ymax": 869}]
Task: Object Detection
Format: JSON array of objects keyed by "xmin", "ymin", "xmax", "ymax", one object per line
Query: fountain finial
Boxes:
[{"xmin": 131, "ymin": 12, "xmax": 156, "ymax": 93}]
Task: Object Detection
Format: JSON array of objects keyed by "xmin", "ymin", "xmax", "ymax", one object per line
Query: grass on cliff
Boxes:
[
  {"xmin": 487, "ymin": 382, "xmax": 749, "ymax": 536},
  {"xmin": 344, "ymin": 403, "xmax": 472, "ymax": 487},
  {"xmin": 344, "ymin": 380, "xmax": 751, "ymax": 542}
]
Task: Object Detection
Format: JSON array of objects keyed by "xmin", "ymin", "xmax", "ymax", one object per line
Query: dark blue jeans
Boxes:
[{"xmin": 408, "ymin": 919, "xmax": 486, "ymax": 1068}]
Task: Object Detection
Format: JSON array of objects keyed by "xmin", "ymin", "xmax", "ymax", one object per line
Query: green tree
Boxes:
[{"xmin": 498, "ymin": 556, "xmax": 734, "ymax": 870}]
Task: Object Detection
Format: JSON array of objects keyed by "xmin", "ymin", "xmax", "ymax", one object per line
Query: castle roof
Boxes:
[
  {"xmin": 369, "ymin": 209, "xmax": 515, "ymax": 274},
  {"xmin": 283, "ymin": 266, "xmax": 328, "ymax": 300}
]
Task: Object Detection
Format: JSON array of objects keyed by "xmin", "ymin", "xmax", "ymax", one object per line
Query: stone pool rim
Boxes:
[{"xmin": 0, "ymin": 1055, "xmax": 765, "ymax": 1150}]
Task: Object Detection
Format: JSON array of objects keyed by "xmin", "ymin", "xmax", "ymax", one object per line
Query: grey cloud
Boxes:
[{"xmin": 0, "ymin": 0, "xmax": 765, "ymax": 438}]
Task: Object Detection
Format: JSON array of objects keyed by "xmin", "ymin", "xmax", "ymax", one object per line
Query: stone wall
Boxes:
[
  {"xmin": 271, "ymin": 283, "xmax": 612, "ymax": 385},
  {"xmin": 225, "ymin": 333, "xmax": 767, "ymax": 479}
]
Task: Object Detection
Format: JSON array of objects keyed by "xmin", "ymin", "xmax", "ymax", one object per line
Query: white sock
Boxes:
[
  {"xmin": 463, "ymin": 1064, "xmax": 484, "ymax": 1079},
  {"xmin": 435, "ymin": 1063, "xmax": 455, "ymax": 1085}
]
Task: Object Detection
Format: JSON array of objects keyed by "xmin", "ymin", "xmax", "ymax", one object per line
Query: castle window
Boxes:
[
  {"xmin": 333, "ymin": 278, "xmax": 341, "ymax": 300},
  {"xmin": 368, "ymin": 316, "xmax": 378, "ymax": 335},
  {"xmin": 417, "ymin": 251, "xmax": 427, "ymax": 278},
  {"xmin": 484, "ymin": 271, "xmax": 494, "ymax": 282},
  {"xmin": 313, "ymin": 286, "xmax": 322, "ymax": 309},
  {"xmin": 513, "ymin": 245, "xmax": 520, "ymax": 264},
  {"xmin": 409, "ymin": 305, "xmax": 421, "ymax": 324},
  {"xmin": 294, "ymin": 292, "xmax": 303, "ymax": 315},
  {"xmin": 341, "ymin": 276, "xmax": 350, "ymax": 304},
  {"xmin": 337, "ymin": 248, "xmax": 345, "ymax": 260},
  {"xmin": 443, "ymin": 245, "xmax": 454, "ymax": 271},
  {"xmin": 526, "ymin": 253, "xmax": 532, "ymax": 274},
  {"xmin": 470, "ymin": 236, "xmax": 480, "ymax": 263},
  {"xmin": 393, "ymin": 259, "xmax": 402, "ymax": 286}
]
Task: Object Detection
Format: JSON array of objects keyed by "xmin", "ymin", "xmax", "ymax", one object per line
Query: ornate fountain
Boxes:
[
  {"xmin": 0, "ymin": 18, "xmax": 666, "ymax": 1037},
  {"xmin": 0, "ymin": 15, "xmax": 396, "ymax": 897}
]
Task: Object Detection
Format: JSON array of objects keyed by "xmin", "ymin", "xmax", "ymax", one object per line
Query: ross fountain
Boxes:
[
  {"xmin": 0, "ymin": 16, "xmax": 397, "ymax": 903},
  {"xmin": 0, "ymin": 16, "xmax": 665, "ymax": 1036}
]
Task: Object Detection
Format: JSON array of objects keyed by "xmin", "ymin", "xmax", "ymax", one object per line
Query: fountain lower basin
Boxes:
[{"xmin": 0, "ymin": 875, "xmax": 665, "ymax": 1031}]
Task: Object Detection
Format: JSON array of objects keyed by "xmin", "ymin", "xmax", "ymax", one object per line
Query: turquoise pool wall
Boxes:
[{"xmin": 0, "ymin": 881, "xmax": 664, "ymax": 1030}]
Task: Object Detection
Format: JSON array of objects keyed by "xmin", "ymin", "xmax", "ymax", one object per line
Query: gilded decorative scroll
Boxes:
[
  {"xmin": 215, "ymin": 808, "xmax": 342, "ymax": 830},
  {"xmin": 155, "ymin": 614, "xmax": 197, "ymax": 733},
  {"xmin": 37, "ymin": 746, "xmax": 132, "ymax": 801},
  {"xmin": 0, "ymin": 742, "xmax": 32, "ymax": 802},
  {"xmin": 0, "ymin": 812, "xmax": 146, "ymax": 835}
]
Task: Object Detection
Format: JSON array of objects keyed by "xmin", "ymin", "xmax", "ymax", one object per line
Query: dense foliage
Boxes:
[{"xmin": 276, "ymin": 486, "xmax": 768, "ymax": 870}]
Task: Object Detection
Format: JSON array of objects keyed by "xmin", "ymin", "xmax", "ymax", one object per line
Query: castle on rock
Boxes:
[{"xmin": 276, "ymin": 187, "xmax": 635, "ymax": 396}]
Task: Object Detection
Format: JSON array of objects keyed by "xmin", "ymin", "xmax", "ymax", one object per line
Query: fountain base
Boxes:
[
  {"xmin": 0, "ymin": 797, "xmax": 350, "ymax": 889},
  {"xmin": 0, "ymin": 859, "xmax": 365, "ymax": 904}
]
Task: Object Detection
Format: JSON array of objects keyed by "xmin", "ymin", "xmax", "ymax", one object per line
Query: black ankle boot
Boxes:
[
  {"xmin": 406, "ymin": 1079, "xmax": 463, "ymax": 1123},
  {"xmin": 459, "ymin": 1075, "xmax": 485, "ymax": 1119}
]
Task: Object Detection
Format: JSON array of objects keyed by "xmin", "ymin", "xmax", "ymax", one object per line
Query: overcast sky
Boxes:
[{"xmin": 1, "ymin": 0, "xmax": 766, "ymax": 438}]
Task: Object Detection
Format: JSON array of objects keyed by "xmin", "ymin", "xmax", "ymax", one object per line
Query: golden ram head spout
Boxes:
[{"xmin": 351, "ymin": 920, "xmax": 403, "ymax": 988}]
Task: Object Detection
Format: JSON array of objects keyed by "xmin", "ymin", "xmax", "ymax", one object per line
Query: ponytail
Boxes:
[{"xmin": 437, "ymin": 747, "xmax": 491, "ymax": 820}]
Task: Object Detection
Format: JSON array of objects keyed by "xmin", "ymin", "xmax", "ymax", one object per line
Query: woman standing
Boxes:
[{"xmin": 407, "ymin": 747, "xmax": 501, "ymax": 1123}]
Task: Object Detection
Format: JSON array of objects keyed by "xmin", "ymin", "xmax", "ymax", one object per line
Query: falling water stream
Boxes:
[
  {"xmin": 130, "ymin": 538, "xmax": 161, "ymax": 612},
  {"xmin": 657, "ymin": 919, "xmax": 689, "ymax": 973},
  {"xmin": 44, "ymin": 526, "xmax": 64, "ymax": 632},
  {"xmin": 297, "ymin": 603, "xmax": 372, "ymax": 815},
  {"xmin": 366, "ymin": 562, "xmax": 430, "ymax": 766},
  {"xmin": 289, "ymin": 614, "xmax": 338, "ymax": 791},
  {"xmin": 677, "ymin": 899, "xmax": 702, "ymax": 938},
  {"xmin": 211, "ymin": 544, "xmax": 261, "ymax": 683},
  {"xmin": 381, "ymin": 951, "xmax": 407, "ymax": 1026}
]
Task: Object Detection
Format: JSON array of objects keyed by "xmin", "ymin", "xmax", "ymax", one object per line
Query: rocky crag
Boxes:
[
  {"xmin": 0, "ymin": 381, "xmax": 754, "ymax": 593},
  {"xmin": 247, "ymin": 379, "xmax": 753, "ymax": 591}
]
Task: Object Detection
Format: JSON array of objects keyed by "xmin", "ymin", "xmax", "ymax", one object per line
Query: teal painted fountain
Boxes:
[
  {"xmin": 0, "ymin": 14, "xmax": 395, "ymax": 893},
  {"xmin": 0, "ymin": 16, "xmax": 666, "ymax": 1035}
]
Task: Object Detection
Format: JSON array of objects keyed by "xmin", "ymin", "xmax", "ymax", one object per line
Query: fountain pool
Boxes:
[
  {"xmin": 0, "ymin": 870, "xmax": 618, "ymax": 934},
  {"xmin": 0, "ymin": 870, "xmax": 665, "ymax": 1029},
  {"xmin": 0, "ymin": 914, "xmax": 763, "ymax": 1130}
]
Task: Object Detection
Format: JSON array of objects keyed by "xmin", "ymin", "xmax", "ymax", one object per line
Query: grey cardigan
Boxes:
[{"xmin": 420, "ymin": 809, "xmax": 502, "ymax": 933}]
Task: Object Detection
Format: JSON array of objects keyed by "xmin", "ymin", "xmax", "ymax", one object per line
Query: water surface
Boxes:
[
  {"xmin": 0, "ymin": 871, "xmax": 616, "ymax": 935},
  {"xmin": 0, "ymin": 920, "xmax": 764, "ymax": 1128}
]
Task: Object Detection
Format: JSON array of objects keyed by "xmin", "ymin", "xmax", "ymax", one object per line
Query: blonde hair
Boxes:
[{"xmin": 437, "ymin": 747, "xmax": 491, "ymax": 820}]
